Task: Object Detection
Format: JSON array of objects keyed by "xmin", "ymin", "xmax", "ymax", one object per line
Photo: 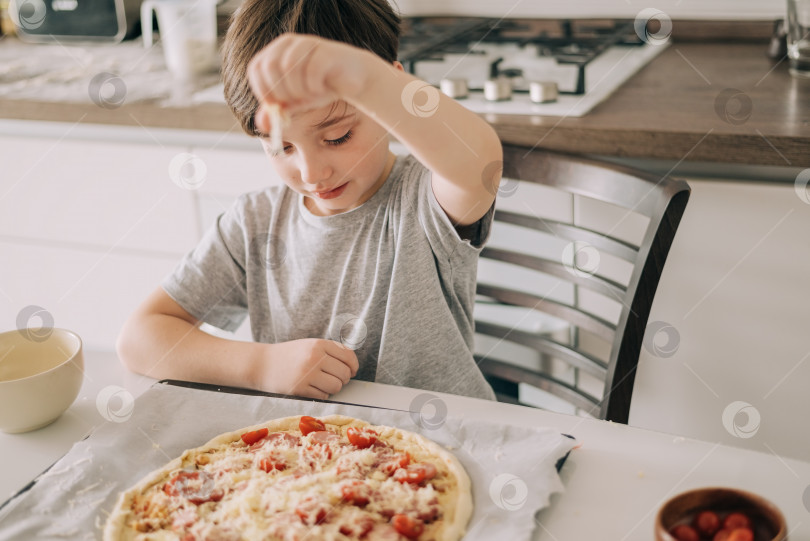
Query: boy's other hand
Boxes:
[
  {"xmin": 259, "ymin": 338, "xmax": 359, "ymax": 400},
  {"xmin": 247, "ymin": 34, "xmax": 371, "ymax": 126}
]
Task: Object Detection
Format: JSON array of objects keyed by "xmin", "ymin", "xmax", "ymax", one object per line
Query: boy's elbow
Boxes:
[
  {"xmin": 483, "ymin": 124, "xmax": 503, "ymax": 163},
  {"xmin": 469, "ymin": 122, "xmax": 502, "ymax": 175},
  {"xmin": 115, "ymin": 317, "xmax": 144, "ymax": 374}
]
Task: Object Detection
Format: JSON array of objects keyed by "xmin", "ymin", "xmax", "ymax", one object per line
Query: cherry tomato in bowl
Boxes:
[
  {"xmin": 654, "ymin": 488, "xmax": 786, "ymax": 541},
  {"xmin": 670, "ymin": 524, "xmax": 700, "ymax": 541},
  {"xmin": 694, "ymin": 510, "xmax": 721, "ymax": 537}
]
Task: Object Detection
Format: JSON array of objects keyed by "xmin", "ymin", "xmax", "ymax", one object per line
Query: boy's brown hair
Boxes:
[{"xmin": 222, "ymin": 0, "xmax": 401, "ymax": 137}]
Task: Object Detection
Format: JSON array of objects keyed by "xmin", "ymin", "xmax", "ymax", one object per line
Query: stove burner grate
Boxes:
[{"xmin": 398, "ymin": 17, "xmax": 646, "ymax": 95}]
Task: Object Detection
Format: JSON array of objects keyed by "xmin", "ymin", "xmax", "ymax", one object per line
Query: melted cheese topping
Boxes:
[{"xmin": 125, "ymin": 421, "xmax": 455, "ymax": 541}]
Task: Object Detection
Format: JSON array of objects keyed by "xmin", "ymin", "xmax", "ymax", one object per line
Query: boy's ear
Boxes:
[{"xmin": 392, "ymin": 61, "xmax": 405, "ymax": 72}]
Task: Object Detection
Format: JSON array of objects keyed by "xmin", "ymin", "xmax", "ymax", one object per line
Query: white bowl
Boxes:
[{"xmin": 0, "ymin": 328, "xmax": 84, "ymax": 433}]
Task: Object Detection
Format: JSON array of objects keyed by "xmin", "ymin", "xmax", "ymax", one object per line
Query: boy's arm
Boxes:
[
  {"xmin": 351, "ymin": 60, "xmax": 502, "ymax": 226},
  {"xmin": 116, "ymin": 287, "xmax": 358, "ymax": 399},
  {"xmin": 249, "ymin": 35, "xmax": 502, "ymax": 226}
]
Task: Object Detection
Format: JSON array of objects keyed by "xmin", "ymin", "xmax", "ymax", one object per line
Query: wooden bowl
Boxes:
[{"xmin": 655, "ymin": 487, "xmax": 787, "ymax": 541}]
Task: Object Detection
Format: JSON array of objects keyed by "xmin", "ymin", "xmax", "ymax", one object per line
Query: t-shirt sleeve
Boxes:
[
  {"xmin": 161, "ymin": 200, "xmax": 250, "ymax": 332},
  {"xmin": 408, "ymin": 158, "xmax": 495, "ymax": 263}
]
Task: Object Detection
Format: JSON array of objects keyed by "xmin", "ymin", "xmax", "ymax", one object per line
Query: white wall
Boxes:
[{"xmin": 393, "ymin": 0, "xmax": 785, "ymax": 20}]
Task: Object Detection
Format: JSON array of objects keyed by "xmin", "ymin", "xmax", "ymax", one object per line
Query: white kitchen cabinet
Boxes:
[
  {"xmin": 630, "ymin": 178, "xmax": 810, "ymax": 462},
  {"xmin": 189, "ymin": 144, "xmax": 282, "ymax": 233},
  {"xmin": 0, "ymin": 136, "xmax": 197, "ymax": 254},
  {"xmin": 0, "ymin": 134, "xmax": 198, "ymax": 349},
  {"xmin": 0, "ymin": 133, "xmax": 279, "ymax": 349},
  {"xmin": 189, "ymin": 144, "xmax": 278, "ymax": 197}
]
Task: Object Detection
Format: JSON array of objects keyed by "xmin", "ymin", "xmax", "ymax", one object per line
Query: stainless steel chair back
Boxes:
[{"xmin": 475, "ymin": 144, "xmax": 690, "ymax": 423}]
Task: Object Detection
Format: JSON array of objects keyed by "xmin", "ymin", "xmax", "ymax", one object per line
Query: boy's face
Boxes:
[{"xmin": 259, "ymin": 102, "xmax": 394, "ymax": 217}]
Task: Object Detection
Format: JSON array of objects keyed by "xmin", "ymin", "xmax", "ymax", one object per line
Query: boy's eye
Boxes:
[
  {"xmin": 326, "ymin": 130, "xmax": 353, "ymax": 146},
  {"xmin": 259, "ymin": 135, "xmax": 292, "ymax": 155}
]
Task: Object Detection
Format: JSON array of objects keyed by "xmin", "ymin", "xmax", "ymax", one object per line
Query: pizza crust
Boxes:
[{"xmin": 104, "ymin": 415, "xmax": 472, "ymax": 541}]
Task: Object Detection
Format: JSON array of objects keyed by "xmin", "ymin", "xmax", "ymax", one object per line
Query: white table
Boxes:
[{"xmin": 2, "ymin": 350, "xmax": 809, "ymax": 540}]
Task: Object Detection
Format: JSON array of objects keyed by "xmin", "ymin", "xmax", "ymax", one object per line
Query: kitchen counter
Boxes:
[
  {"xmin": 493, "ymin": 41, "xmax": 810, "ymax": 168},
  {"xmin": 1, "ymin": 29, "xmax": 808, "ymax": 168}
]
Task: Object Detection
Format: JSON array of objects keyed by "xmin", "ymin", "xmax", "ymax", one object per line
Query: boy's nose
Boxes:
[{"xmin": 298, "ymin": 154, "xmax": 331, "ymax": 186}]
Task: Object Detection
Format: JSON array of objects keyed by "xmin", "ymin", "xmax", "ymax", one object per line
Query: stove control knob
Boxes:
[
  {"xmin": 440, "ymin": 78, "xmax": 469, "ymax": 99},
  {"xmin": 484, "ymin": 78, "xmax": 512, "ymax": 101},
  {"xmin": 529, "ymin": 81, "xmax": 559, "ymax": 103}
]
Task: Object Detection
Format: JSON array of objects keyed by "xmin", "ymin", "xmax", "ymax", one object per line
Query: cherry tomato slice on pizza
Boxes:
[
  {"xmin": 347, "ymin": 427, "xmax": 378, "ymax": 449},
  {"xmin": 392, "ymin": 514, "xmax": 425, "ymax": 539},
  {"xmin": 393, "ymin": 462, "xmax": 437, "ymax": 484},
  {"xmin": 240, "ymin": 428, "xmax": 269, "ymax": 445},
  {"xmin": 381, "ymin": 452, "xmax": 411, "ymax": 475},
  {"xmin": 299, "ymin": 416, "xmax": 325, "ymax": 435},
  {"xmin": 340, "ymin": 480, "xmax": 370, "ymax": 506},
  {"xmin": 163, "ymin": 470, "xmax": 223, "ymax": 504}
]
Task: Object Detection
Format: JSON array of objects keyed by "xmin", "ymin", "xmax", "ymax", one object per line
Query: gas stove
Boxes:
[{"xmin": 398, "ymin": 17, "xmax": 669, "ymax": 117}]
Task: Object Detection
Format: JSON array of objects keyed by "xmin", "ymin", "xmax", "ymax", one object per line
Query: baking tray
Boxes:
[{"xmin": 0, "ymin": 379, "xmax": 575, "ymax": 540}]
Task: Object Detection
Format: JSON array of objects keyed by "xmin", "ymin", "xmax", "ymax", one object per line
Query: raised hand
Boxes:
[{"xmin": 247, "ymin": 33, "xmax": 373, "ymax": 127}]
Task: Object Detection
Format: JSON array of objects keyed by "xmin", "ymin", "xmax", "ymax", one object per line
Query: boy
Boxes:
[{"xmin": 117, "ymin": 0, "xmax": 502, "ymax": 401}]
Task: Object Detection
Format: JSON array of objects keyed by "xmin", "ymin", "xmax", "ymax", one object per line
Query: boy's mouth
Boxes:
[{"xmin": 313, "ymin": 182, "xmax": 348, "ymax": 200}]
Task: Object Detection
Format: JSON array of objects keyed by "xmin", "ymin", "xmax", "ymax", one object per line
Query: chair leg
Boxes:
[{"xmin": 486, "ymin": 377, "xmax": 520, "ymax": 401}]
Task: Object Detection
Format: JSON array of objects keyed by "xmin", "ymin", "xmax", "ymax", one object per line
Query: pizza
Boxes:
[{"xmin": 103, "ymin": 415, "xmax": 472, "ymax": 541}]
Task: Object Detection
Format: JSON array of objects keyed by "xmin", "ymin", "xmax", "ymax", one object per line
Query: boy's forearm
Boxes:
[
  {"xmin": 349, "ymin": 53, "xmax": 502, "ymax": 193},
  {"xmin": 117, "ymin": 314, "xmax": 262, "ymax": 389}
]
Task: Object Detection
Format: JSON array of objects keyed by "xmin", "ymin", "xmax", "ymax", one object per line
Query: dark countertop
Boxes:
[
  {"xmin": 1, "ymin": 22, "xmax": 808, "ymax": 167},
  {"xmin": 491, "ymin": 41, "xmax": 810, "ymax": 167}
]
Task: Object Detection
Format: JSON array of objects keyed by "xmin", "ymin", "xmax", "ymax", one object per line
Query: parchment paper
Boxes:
[{"xmin": 0, "ymin": 382, "xmax": 576, "ymax": 540}]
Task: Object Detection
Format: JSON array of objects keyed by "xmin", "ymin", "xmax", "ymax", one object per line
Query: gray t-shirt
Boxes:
[{"xmin": 162, "ymin": 153, "xmax": 496, "ymax": 400}]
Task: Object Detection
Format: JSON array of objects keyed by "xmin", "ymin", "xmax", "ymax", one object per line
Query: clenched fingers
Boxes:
[
  {"xmin": 303, "ymin": 385, "xmax": 330, "ymax": 400},
  {"xmin": 325, "ymin": 340, "xmax": 359, "ymax": 377},
  {"xmin": 309, "ymin": 371, "xmax": 344, "ymax": 397},
  {"xmin": 321, "ymin": 355, "xmax": 353, "ymax": 385},
  {"xmin": 247, "ymin": 34, "xmax": 335, "ymax": 113}
]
